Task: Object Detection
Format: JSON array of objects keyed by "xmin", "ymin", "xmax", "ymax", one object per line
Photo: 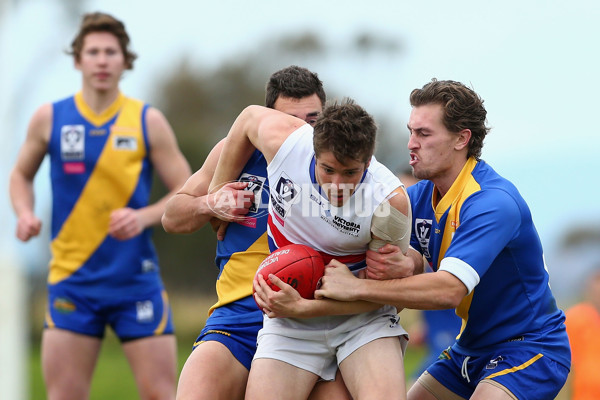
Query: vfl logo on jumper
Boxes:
[
  {"xmin": 271, "ymin": 174, "xmax": 300, "ymax": 222},
  {"xmin": 113, "ymin": 135, "xmax": 138, "ymax": 150},
  {"xmin": 240, "ymin": 173, "xmax": 267, "ymax": 213},
  {"xmin": 60, "ymin": 125, "xmax": 85, "ymax": 160},
  {"xmin": 415, "ymin": 218, "xmax": 433, "ymax": 259},
  {"xmin": 136, "ymin": 300, "xmax": 154, "ymax": 323}
]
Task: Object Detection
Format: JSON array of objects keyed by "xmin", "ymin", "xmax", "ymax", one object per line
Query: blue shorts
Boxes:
[
  {"xmin": 192, "ymin": 320, "xmax": 262, "ymax": 370},
  {"xmin": 425, "ymin": 345, "xmax": 569, "ymax": 399},
  {"xmin": 45, "ymin": 283, "xmax": 174, "ymax": 341}
]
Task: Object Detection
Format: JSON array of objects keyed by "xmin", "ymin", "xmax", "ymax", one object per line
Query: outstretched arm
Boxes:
[
  {"xmin": 316, "ymin": 260, "xmax": 467, "ymax": 311},
  {"xmin": 161, "ymin": 140, "xmax": 225, "ymax": 234},
  {"xmin": 161, "ymin": 139, "xmax": 251, "ymax": 233}
]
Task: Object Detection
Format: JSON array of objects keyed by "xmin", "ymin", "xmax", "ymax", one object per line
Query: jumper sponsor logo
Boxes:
[
  {"xmin": 89, "ymin": 129, "xmax": 106, "ymax": 136},
  {"xmin": 113, "ymin": 135, "xmax": 137, "ymax": 150},
  {"xmin": 415, "ymin": 218, "xmax": 433, "ymax": 259},
  {"xmin": 332, "ymin": 216, "xmax": 361, "ymax": 233},
  {"xmin": 60, "ymin": 124, "xmax": 85, "ymax": 160},
  {"xmin": 318, "ymin": 213, "xmax": 362, "ymax": 237},
  {"xmin": 63, "ymin": 162, "xmax": 85, "ymax": 174}
]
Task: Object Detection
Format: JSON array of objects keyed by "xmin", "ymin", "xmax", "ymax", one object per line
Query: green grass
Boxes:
[
  {"xmin": 28, "ymin": 335, "xmax": 425, "ymax": 399},
  {"xmin": 27, "ymin": 295, "xmax": 426, "ymax": 399},
  {"xmin": 29, "ymin": 332, "xmax": 195, "ymax": 400}
]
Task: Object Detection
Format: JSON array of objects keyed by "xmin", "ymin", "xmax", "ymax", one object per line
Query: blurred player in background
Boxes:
[
  {"xmin": 9, "ymin": 12, "xmax": 191, "ymax": 400},
  {"xmin": 563, "ymin": 266, "xmax": 600, "ymax": 399},
  {"xmin": 163, "ymin": 66, "xmax": 351, "ymax": 400},
  {"xmin": 316, "ymin": 79, "xmax": 571, "ymax": 400},
  {"xmin": 209, "ymin": 99, "xmax": 413, "ymax": 400}
]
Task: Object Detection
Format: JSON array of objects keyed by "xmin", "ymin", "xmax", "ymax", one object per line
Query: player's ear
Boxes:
[{"xmin": 455, "ymin": 129, "xmax": 471, "ymax": 151}]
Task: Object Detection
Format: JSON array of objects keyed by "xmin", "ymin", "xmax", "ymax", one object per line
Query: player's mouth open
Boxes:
[{"xmin": 409, "ymin": 153, "xmax": 418, "ymax": 166}]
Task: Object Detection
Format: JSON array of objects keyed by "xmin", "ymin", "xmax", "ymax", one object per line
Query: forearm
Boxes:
[
  {"xmin": 9, "ymin": 171, "xmax": 35, "ymax": 217},
  {"xmin": 291, "ymin": 298, "xmax": 383, "ymax": 318},
  {"xmin": 355, "ymin": 272, "xmax": 466, "ymax": 311},
  {"xmin": 162, "ymin": 192, "xmax": 215, "ymax": 233}
]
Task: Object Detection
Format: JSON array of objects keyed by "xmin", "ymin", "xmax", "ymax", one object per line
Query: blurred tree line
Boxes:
[{"xmin": 149, "ymin": 31, "xmax": 410, "ymax": 295}]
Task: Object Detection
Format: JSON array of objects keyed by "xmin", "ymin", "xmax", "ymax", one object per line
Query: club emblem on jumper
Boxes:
[
  {"xmin": 240, "ymin": 173, "xmax": 267, "ymax": 213},
  {"xmin": 415, "ymin": 218, "xmax": 433, "ymax": 259},
  {"xmin": 60, "ymin": 125, "xmax": 85, "ymax": 160}
]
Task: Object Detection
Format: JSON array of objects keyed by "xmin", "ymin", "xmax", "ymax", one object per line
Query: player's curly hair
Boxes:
[
  {"xmin": 313, "ymin": 98, "xmax": 376, "ymax": 164},
  {"xmin": 68, "ymin": 12, "xmax": 137, "ymax": 70},
  {"xmin": 410, "ymin": 78, "xmax": 490, "ymax": 159},
  {"xmin": 265, "ymin": 65, "xmax": 326, "ymax": 109}
]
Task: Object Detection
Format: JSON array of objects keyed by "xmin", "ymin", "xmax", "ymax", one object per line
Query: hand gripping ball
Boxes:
[{"xmin": 254, "ymin": 244, "xmax": 325, "ymax": 304}]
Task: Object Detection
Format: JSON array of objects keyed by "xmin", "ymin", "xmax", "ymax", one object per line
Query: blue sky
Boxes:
[{"xmin": 1, "ymin": 0, "xmax": 599, "ymax": 301}]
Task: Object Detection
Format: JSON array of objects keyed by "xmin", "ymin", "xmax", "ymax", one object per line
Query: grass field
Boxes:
[
  {"xmin": 27, "ymin": 294, "xmax": 427, "ymax": 399},
  {"xmin": 29, "ymin": 335, "xmax": 427, "ymax": 399}
]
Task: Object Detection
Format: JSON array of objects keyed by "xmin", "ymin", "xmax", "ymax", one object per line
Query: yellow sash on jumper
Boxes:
[
  {"xmin": 49, "ymin": 94, "xmax": 146, "ymax": 284},
  {"xmin": 431, "ymin": 157, "xmax": 480, "ymax": 338},
  {"xmin": 208, "ymin": 232, "xmax": 270, "ymax": 316}
]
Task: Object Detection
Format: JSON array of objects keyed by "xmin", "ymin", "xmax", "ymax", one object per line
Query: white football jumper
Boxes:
[{"xmin": 255, "ymin": 124, "xmax": 408, "ymax": 380}]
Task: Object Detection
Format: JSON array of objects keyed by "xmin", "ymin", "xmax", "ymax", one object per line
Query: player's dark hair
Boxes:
[
  {"xmin": 410, "ymin": 78, "xmax": 490, "ymax": 159},
  {"xmin": 313, "ymin": 98, "xmax": 376, "ymax": 164},
  {"xmin": 68, "ymin": 12, "xmax": 137, "ymax": 70},
  {"xmin": 265, "ymin": 65, "xmax": 326, "ymax": 108}
]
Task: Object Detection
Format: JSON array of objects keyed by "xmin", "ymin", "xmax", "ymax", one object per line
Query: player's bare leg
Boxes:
[
  {"xmin": 472, "ymin": 380, "xmax": 516, "ymax": 400},
  {"xmin": 308, "ymin": 369, "xmax": 352, "ymax": 400},
  {"xmin": 176, "ymin": 341, "xmax": 248, "ymax": 400},
  {"xmin": 42, "ymin": 329, "xmax": 102, "ymax": 400},
  {"xmin": 339, "ymin": 337, "xmax": 406, "ymax": 400},
  {"xmin": 408, "ymin": 372, "xmax": 465, "ymax": 400},
  {"xmin": 123, "ymin": 334, "xmax": 177, "ymax": 400},
  {"xmin": 246, "ymin": 358, "xmax": 319, "ymax": 400}
]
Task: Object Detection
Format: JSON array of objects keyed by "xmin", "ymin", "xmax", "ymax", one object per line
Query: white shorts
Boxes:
[{"xmin": 254, "ymin": 305, "xmax": 408, "ymax": 380}]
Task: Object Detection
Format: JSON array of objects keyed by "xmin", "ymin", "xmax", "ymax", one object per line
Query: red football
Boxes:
[{"xmin": 254, "ymin": 244, "xmax": 325, "ymax": 304}]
